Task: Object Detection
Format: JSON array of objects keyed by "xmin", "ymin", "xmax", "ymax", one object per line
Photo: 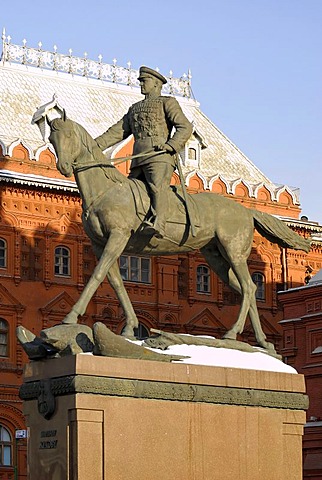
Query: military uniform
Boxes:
[{"xmin": 95, "ymin": 66, "xmax": 193, "ymax": 238}]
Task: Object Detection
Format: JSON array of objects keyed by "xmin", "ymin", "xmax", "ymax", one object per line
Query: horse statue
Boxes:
[{"xmin": 47, "ymin": 114, "xmax": 310, "ymax": 354}]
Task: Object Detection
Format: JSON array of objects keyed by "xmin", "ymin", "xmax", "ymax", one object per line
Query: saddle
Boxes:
[{"xmin": 129, "ymin": 179, "xmax": 200, "ymax": 228}]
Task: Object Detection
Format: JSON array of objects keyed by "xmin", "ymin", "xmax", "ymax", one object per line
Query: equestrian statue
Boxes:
[{"xmin": 19, "ymin": 66, "xmax": 310, "ymax": 359}]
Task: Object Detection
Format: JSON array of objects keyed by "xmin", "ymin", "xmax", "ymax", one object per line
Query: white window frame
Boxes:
[
  {"xmin": 0, "ymin": 425, "xmax": 12, "ymax": 466},
  {"xmin": 0, "ymin": 319, "xmax": 8, "ymax": 357},
  {"xmin": 197, "ymin": 265, "xmax": 211, "ymax": 293},
  {"xmin": 119, "ymin": 255, "xmax": 151, "ymax": 283},
  {"xmin": 252, "ymin": 272, "xmax": 266, "ymax": 301},
  {"xmin": 54, "ymin": 246, "xmax": 71, "ymax": 277},
  {"xmin": 0, "ymin": 238, "xmax": 7, "ymax": 269}
]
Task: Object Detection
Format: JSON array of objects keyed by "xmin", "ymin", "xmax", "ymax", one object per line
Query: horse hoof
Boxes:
[
  {"xmin": 222, "ymin": 331, "xmax": 237, "ymax": 341},
  {"xmin": 121, "ymin": 326, "xmax": 135, "ymax": 339},
  {"xmin": 262, "ymin": 341, "xmax": 276, "ymax": 352}
]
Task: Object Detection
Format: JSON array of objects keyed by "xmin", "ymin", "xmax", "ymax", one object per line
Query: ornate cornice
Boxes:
[
  {"xmin": 0, "ymin": 169, "xmax": 78, "ymax": 192},
  {"xmin": 20, "ymin": 374, "xmax": 309, "ymax": 411},
  {"xmin": 280, "ymin": 216, "xmax": 322, "ymax": 233}
]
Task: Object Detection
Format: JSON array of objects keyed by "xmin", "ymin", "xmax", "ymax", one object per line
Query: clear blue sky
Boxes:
[{"xmin": 2, "ymin": 0, "xmax": 322, "ymax": 223}]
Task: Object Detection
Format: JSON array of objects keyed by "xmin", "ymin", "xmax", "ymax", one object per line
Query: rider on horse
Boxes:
[{"xmin": 95, "ymin": 66, "xmax": 193, "ymax": 239}]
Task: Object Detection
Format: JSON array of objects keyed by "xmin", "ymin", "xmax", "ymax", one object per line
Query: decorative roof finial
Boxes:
[{"xmin": 0, "ymin": 34, "xmax": 193, "ymax": 98}]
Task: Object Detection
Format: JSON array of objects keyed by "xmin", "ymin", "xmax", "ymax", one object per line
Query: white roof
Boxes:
[{"xmin": 0, "ymin": 41, "xmax": 297, "ymax": 194}]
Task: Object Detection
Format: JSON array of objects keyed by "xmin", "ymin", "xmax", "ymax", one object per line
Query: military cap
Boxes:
[{"xmin": 138, "ymin": 66, "xmax": 167, "ymax": 84}]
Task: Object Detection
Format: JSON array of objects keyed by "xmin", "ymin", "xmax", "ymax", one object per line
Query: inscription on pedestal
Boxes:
[{"xmin": 39, "ymin": 429, "xmax": 58, "ymax": 449}]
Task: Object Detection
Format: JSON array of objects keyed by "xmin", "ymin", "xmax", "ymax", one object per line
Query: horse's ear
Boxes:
[{"xmin": 62, "ymin": 109, "xmax": 67, "ymax": 121}]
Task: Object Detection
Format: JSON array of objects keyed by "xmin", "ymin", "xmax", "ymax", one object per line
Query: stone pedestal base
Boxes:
[{"xmin": 20, "ymin": 355, "xmax": 308, "ymax": 480}]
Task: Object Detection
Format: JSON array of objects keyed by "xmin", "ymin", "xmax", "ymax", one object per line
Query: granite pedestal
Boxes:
[{"xmin": 20, "ymin": 354, "xmax": 308, "ymax": 480}]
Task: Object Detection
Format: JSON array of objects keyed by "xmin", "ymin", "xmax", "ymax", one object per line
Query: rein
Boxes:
[
  {"xmin": 113, "ymin": 149, "xmax": 167, "ymax": 165},
  {"xmin": 72, "ymin": 149, "xmax": 166, "ymax": 172}
]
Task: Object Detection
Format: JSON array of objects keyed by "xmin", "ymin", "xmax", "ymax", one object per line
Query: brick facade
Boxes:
[
  {"xmin": 279, "ymin": 276, "xmax": 322, "ymax": 479},
  {"xmin": 1, "ymin": 140, "xmax": 322, "ymax": 478},
  {"xmin": 1, "ymin": 45, "xmax": 322, "ymax": 478}
]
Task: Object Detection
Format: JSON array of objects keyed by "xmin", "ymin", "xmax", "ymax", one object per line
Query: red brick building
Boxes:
[
  {"xmin": 0, "ymin": 35, "xmax": 321, "ymax": 478},
  {"xmin": 279, "ymin": 270, "xmax": 322, "ymax": 479}
]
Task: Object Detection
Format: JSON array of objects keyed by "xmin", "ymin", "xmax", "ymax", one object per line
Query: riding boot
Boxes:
[{"xmin": 143, "ymin": 200, "xmax": 167, "ymax": 239}]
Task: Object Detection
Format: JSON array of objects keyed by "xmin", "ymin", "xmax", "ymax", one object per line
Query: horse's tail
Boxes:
[{"xmin": 252, "ymin": 209, "xmax": 311, "ymax": 252}]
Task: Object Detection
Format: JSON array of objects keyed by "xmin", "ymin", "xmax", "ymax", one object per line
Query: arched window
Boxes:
[
  {"xmin": 197, "ymin": 265, "xmax": 211, "ymax": 293},
  {"xmin": 252, "ymin": 272, "xmax": 265, "ymax": 301},
  {"xmin": 183, "ymin": 136, "xmax": 201, "ymax": 168},
  {"xmin": 0, "ymin": 239, "xmax": 7, "ymax": 268},
  {"xmin": 0, "ymin": 424, "xmax": 12, "ymax": 466},
  {"xmin": 188, "ymin": 147, "xmax": 197, "ymax": 160},
  {"xmin": 0, "ymin": 319, "xmax": 8, "ymax": 357},
  {"xmin": 134, "ymin": 323, "xmax": 150, "ymax": 340},
  {"xmin": 54, "ymin": 246, "xmax": 71, "ymax": 276}
]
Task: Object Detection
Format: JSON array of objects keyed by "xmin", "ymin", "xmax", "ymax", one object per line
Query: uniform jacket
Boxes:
[{"xmin": 95, "ymin": 95, "xmax": 193, "ymax": 168}]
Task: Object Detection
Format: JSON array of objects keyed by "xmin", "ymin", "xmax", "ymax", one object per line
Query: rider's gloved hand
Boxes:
[{"xmin": 155, "ymin": 143, "xmax": 175, "ymax": 154}]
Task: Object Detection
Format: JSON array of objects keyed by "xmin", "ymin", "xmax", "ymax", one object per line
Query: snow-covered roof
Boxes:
[
  {"xmin": 0, "ymin": 38, "xmax": 280, "ymax": 189},
  {"xmin": 0, "ymin": 169, "xmax": 77, "ymax": 191},
  {"xmin": 308, "ymin": 269, "xmax": 322, "ymax": 286},
  {"xmin": 278, "ymin": 267, "xmax": 322, "ymax": 295}
]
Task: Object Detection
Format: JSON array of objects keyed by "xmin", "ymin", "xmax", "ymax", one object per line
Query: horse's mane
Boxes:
[{"xmin": 50, "ymin": 117, "xmax": 129, "ymax": 185}]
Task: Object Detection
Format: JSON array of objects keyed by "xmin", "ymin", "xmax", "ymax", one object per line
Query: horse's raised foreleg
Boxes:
[{"xmin": 62, "ymin": 231, "xmax": 130, "ymax": 325}]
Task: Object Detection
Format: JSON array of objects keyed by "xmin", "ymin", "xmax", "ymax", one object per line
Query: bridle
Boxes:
[{"xmin": 50, "ymin": 117, "xmax": 167, "ymax": 173}]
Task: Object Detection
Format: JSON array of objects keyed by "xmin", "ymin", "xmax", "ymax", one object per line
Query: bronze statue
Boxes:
[
  {"xmin": 45, "ymin": 114, "xmax": 310, "ymax": 355},
  {"xmin": 95, "ymin": 66, "xmax": 193, "ymax": 239},
  {"xmin": 16, "ymin": 323, "xmax": 187, "ymax": 362},
  {"xmin": 17, "ymin": 321, "xmax": 282, "ymax": 361}
]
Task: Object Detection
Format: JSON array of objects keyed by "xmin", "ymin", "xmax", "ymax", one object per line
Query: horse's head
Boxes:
[{"xmin": 48, "ymin": 115, "xmax": 82, "ymax": 177}]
